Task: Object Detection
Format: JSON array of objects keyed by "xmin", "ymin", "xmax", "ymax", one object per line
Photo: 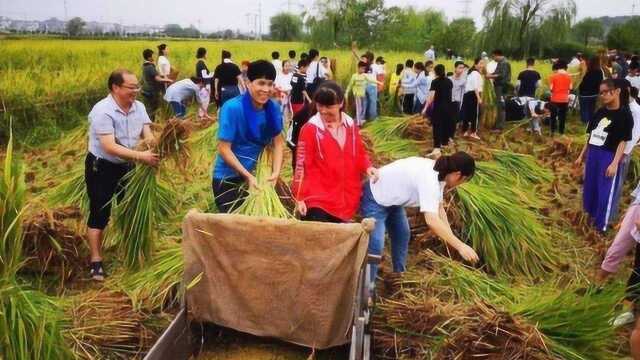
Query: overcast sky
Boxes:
[{"xmin": 0, "ymin": 0, "xmax": 637, "ymax": 32}]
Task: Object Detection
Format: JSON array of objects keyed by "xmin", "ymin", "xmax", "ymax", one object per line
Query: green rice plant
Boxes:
[
  {"xmin": 369, "ymin": 137, "xmax": 421, "ymax": 162},
  {"xmin": 48, "ymin": 166, "xmax": 89, "ymax": 216},
  {"xmin": 232, "ymin": 151, "xmax": 294, "ymax": 219},
  {"xmin": 117, "ymin": 242, "xmax": 183, "ymax": 312},
  {"xmin": 0, "ymin": 128, "xmax": 26, "ymax": 278},
  {"xmin": 112, "ymin": 165, "xmax": 175, "ymax": 268},
  {"xmin": 362, "ymin": 116, "xmax": 412, "ymax": 141},
  {"xmin": 405, "ymin": 254, "xmax": 624, "ymax": 360},
  {"xmin": 456, "ymin": 181, "xmax": 559, "ymax": 278},
  {"xmin": 492, "ymin": 150, "xmax": 554, "ymax": 184},
  {"xmin": 0, "ymin": 281, "xmax": 71, "ymax": 360}
]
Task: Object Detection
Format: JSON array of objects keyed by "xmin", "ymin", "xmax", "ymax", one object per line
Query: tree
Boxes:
[
  {"xmin": 440, "ymin": 18, "xmax": 476, "ymax": 57},
  {"xmin": 481, "ymin": 0, "xmax": 576, "ymax": 58},
  {"xmin": 270, "ymin": 12, "xmax": 303, "ymax": 41},
  {"xmin": 66, "ymin": 17, "xmax": 85, "ymax": 36},
  {"xmin": 164, "ymin": 24, "xmax": 183, "ymax": 37},
  {"xmin": 572, "ymin": 18, "xmax": 604, "ymax": 46},
  {"xmin": 607, "ymin": 17, "xmax": 640, "ymax": 51}
]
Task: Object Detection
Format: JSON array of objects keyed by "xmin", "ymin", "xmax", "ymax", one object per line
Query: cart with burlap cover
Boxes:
[{"xmin": 145, "ymin": 209, "xmax": 378, "ymax": 360}]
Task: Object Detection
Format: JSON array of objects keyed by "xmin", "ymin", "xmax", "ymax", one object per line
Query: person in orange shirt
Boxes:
[{"xmin": 549, "ymin": 59, "xmax": 573, "ymax": 135}]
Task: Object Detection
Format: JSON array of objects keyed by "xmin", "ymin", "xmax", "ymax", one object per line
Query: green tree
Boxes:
[
  {"xmin": 440, "ymin": 18, "xmax": 476, "ymax": 57},
  {"xmin": 66, "ymin": 17, "xmax": 85, "ymax": 36},
  {"xmin": 572, "ymin": 18, "xmax": 604, "ymax": 46},
  {"xmin": 607, "ymin": 17, "xmax": 640, "ymax": 51},
  {"xmin": 270, "ymin": 12, "xmax": 303, "ymax": 41},
  {"xmin": 164, "ymin": 24, "xmax": 184, "ymax": 37},
  {"xmin": 481, "ymin": 0, "xmax": 576, "ymax": 58}
]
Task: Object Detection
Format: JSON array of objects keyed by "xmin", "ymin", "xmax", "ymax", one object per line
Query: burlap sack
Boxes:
[{"xmin": 182, "ymin": 210, "xmax": 371, "ymax": 349}]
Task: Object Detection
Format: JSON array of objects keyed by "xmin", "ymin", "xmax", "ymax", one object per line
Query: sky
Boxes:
[{"xmin": 0, "ymin": 0, "xmax": 637, "ymax": 33}]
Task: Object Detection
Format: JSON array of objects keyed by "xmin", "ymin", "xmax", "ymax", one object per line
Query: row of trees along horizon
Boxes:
[{"xmin": 17, "ymin": 0, "xmax": 640, "ymax": 59}]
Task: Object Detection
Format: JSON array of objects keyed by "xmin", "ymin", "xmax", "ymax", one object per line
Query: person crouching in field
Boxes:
[
  {"xmin": 212, "ymin": 60, "xmax": 285, "ymax": 213},
  {"xmin": 346, "ymin": 61, "xmax": 383, "ymax": 126},
  {"xmin": 85, "ymin": 69, "xmax": 159, "ymax": 281},
  {"xmin": 525, "ymin": 99, "xmax": 557, "ymax": 136},
  {"xmin": 292, "ymin": 81, "xmax": 378, "ymax": 223},
  {"xmin": 575, "ymin": 79, "xmax": 633, "ymax": 232},
  {"xmin": 164, "ymin": 77, "xmax": 206, "ymax": 118},
  {"xmin": 141, "ymin": 49, "xmax": 172, "ymax": 121}
]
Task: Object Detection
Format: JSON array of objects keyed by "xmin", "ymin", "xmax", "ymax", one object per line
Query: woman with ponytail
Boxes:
[{"xmin": 359, "ymin": 152, "xmax": 479, "ymax": 284}]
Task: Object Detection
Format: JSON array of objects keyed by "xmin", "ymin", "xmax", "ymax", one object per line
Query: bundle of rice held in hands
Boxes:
[{"xmin": 114, "ymin": 118, "xmax": 191, "ymax": 269}]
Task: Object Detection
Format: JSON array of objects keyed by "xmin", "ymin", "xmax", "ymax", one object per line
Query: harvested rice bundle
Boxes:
[
  {"xmin": 117, "ymin": 242, "xmax": 183, "ymax": 312},
  {"xmin": 48, "ymin": 166, "xmax": 89, "ymax": 216},
  {"xmin": 362, "ymin": 116, "xmax": 411, "ymax": 141},
  {"xmin": 492, "ymin": 149, "xmax": 554, "ymax": 184},
  {"xmin": 63, "ymin": 288, "xmax": 153, "ymax": 359},
  {"xmin": 455, "ymin": 181, "xmax": 559, "ymax": 278},
  {"xmin": 22, "ymin": 207, "xmax": 86, "ymax": 281},
  {"xmin": 154, "ymin": 118, "xmax": 192, "ymax": 167},
  {"xmin": 231, "ymin": 151, "xmax": 294, "ymax": 219}
]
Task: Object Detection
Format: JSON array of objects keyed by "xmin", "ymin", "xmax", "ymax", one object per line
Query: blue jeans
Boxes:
[
  {"xmin": 579, "ymin": 95, "xmax": 597, "ymax": 125},
  {"xmin": 220, "ymin": 85, "xmax": 240, "ymax": 108},
  {"xmin": 359, "ymin": 182, "xmax": 411, "ymax": 282},
  {"xmin": 169, "ymin": 101, "xmax": 186, "ymax": 118},
  {"xmin": 364, "ymin": 84, "xmax": 378, "ymax": 121}
]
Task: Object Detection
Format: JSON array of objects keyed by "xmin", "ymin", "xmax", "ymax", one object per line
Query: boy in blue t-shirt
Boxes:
[{"xmin": 212, "ymin": 60, "xmax": 285, "ymax": 213}]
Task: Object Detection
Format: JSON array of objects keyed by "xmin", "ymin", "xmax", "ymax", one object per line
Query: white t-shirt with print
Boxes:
[
  {"xmin": 370, "ymin": 157, "xmax": 445, "ymax": 214},
  {"xmin": 625, "ymin": 101, "xmax": 640, "ymax": 154}
]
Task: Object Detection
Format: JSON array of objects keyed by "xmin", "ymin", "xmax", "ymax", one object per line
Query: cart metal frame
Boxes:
[{"xmin": 144, "ymin": 254, "xmax": 381, "ymax": 360}]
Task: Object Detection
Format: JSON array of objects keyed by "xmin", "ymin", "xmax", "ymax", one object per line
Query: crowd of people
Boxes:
[{"xmin": 82, "ymin": 41, "xmax": 640, "ymax": 357}]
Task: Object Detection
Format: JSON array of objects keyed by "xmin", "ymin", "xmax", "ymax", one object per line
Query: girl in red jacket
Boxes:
[{"xmin": 292, "ymin": 81, "xmax": 379, "ymax": 222}]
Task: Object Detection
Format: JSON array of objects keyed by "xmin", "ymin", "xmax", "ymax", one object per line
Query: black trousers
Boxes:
[
  {"xmin": 212, "ymin": 177, "xmax": 248, "ymax": 213},
  {"xmin": 449, "ymin": 101, "xmax": 461, "ymax": 140},
  {"xmin": 402, "ymin": 93, "xmax": 415, "ymax": 115},
  {"xmin": 432, "ymin": 110, "xmax": 449, "ymax": 148},
  {"xmin": 461, "ymin": 92, "xmax": 479, "ymax": 132},
  {"xmin": 85, "ymin": 153, "xmax": 132, "ymax": 230},
  {"xmin": 550, "ymin": 102, "xmax": 568, "ymax": 134},
  {"xmin": 301, "ymin": 207, "xmax": 343, "ymax": 223},
  {"xmin": 142, "ymin": 91, "xmax": 161, "ymax": 122}
]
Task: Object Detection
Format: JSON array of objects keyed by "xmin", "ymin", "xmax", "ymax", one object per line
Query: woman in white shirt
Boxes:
[
  {"xmin": 461, "ymin": 57, "xmax": 485, "ymax": 140},
  {"xmin": 360, "ymin": 152, "xmax": 479, "ymax": 284},
  {"xmin": 157, "ymin": 44, "xmax": 171, "ymax": 82}
]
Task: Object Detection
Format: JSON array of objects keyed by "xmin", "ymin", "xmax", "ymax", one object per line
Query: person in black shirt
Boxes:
[
  {"xmin": 213, "ymin": 50, "xmax": 245, "ymax": 108},
  {"xmin": 576, "ymin": 79, "xmax": 633, "ymax": 232},
  {"xmin": 140, "ymin": 48, "xmax": 172, "ymax": 121},
  {"xmin": 422, "ymin": 64, "xmax": 453, "ymax": 157},
  {"xmin": 286, "ymin": 101, "xmax": 314, "ymax": 170},
  {"xmin": 195, "ymin": 47, "xmax": 212, "ymax": 90},
  {"xmin": 289, "ymin": 59, "xmax": 311, "ymax": 115},
  {"xmin": 516, "ymin": 58, "xmax": 541, "ymax": 98},
  {"xmin": 579, "ymin": 56, "xmax": 605, "ymax": 124}
]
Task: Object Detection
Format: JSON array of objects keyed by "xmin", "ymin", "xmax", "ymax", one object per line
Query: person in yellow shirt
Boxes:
[
  {"xmin": 389, "ymin": 63, "xmax": 404, "ymax": 112},
  {"xmin": 346, "ymin": 61, "xmax": 383, "ymax": 126}
]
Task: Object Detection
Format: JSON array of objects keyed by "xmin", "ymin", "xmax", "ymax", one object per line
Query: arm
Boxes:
[
  {"xmin": 155, "ymin": 75, "xmax": 172, "ymax": 83},
  {"xmin": 217, "ymin": 141, "xmax": 257, "ymax": 188},
  {"xmin": 422, "ymin": 90, "xmax": 435, "ymax": 114},
  {"xmin": 424, "ymin": 210, "xmax": 479, "ymax": 263},
  {"xmin": 141, "ymin": 124, "xmax": 155, "ymax": 145},
  {"xmin": 98, "ymin": 134, "xmax": 158, "ymax": 166},
  {"xmin": 237, "ymin": 75, "xmax": 246, "ymax": 93},
  {"xmin": 575, "ymin": 142, "xmax": 588, "ymax": 166},
  {"xmin": 292, "ymin": 127, "xmax": 317, "ymax": 215},
  {"xmin": 214, "ymin": 78, "xmax": 220, "ymax": 100},
  {"xmin": 606, "ymin": 141, "xmax": 626, "ymax": 177},
  {"xmin": 268, "ymin": 135, "xmax": 285, "ymax": 182},
  {"xmin": 303, "ymin": 90, "xmax": 312, "ymax": 103}
]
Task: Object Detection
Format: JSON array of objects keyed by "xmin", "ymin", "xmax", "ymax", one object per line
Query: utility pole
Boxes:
[
  {"xmin": 458, "ymin": 0, "xmax": 472, "ymax": 18},
  {"xmin": 258, "ymin": 1, "xmax": 263, "ymax": 40}
]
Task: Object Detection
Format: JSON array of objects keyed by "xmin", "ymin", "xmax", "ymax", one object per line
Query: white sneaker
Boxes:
[{"xmin": 611, "ymin": 311, "xmax": 635, "ymax": 327}]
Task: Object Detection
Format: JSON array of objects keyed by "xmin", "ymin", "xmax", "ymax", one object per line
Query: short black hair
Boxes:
[
  {"xmin": 434, "ymin": 64, "xmax": 445, "ymax": 77},
  {"xmin": 357, "ymin": 61, "xmax": 368, "ymax": 69},
  {"xmin": 196, "ymin": 47, "xmax": 207, "ymax": 59},
  {"xmin": 247, "ymin": 60, "xmax": 277, "ymax": 81},
  {"xmin": 414, "ymin": 62, "xmax": 425, "ymax": 71},
  {"xmin": 425, "ymin": 60, "xmax": 434, "ymax": 68},
  {"xmin": 190, "ymin": 76, "xmax": 204, "ymax": 84},
  {"xmin": 158, "ymin": 43, "xmax": 167, "ymax": 55},
  {"xmin": 288, "ymin": 50, "xmax": 296, "ymax": 58},
  {"xmin": 108, "ymin": 69, "xmax": 134, "ymax": 91},
  {"xmin": 454, "ymin": 60, "xmax": 465, "ymax": 68},
  {"xmin": 553, "ymin": 59, "xmax": 568, "ymax": 70},
  {"xmin": 297, "ymin": 59, "xmax": 309, "ymax": 68},
  {"xmin": 272, "ymin": 51, "xmax": 280, "ymax": 60},
  {"xmin": 308, "ymin": 49, "xmax": 319, "ymax": 59},
  {"xmin": 143, "ymin": 49, "xmax": 154, "ymax": 61},
  {"xmin": 405, "ymin": 59, "xmax": 414, "ymax": 68},
  {"xmin": 492, "ymin": 49, "xmax": 503, "ymax": 56},
  {"xmin": 222, "ymin": 50, "xmax": 231, "ymax": 60},
  {"xmin": 313, "ymin": 81, "xmax": 344, "ymax": 106},
  {"xmin": 526, "ymin": 57, "xmax": 535, "ymax": 66},
  {"xmin": 300, "ymin": 52, "xmax": 308, "ymax": 60},
  {"xmin": 395, "ymin": 63, "xmax": 404, "ymax": 76}
]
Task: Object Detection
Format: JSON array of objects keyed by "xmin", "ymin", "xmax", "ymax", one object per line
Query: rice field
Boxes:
[{"xmin": 0, "ymin": 38, "xmax": 634, "ymax": 359}]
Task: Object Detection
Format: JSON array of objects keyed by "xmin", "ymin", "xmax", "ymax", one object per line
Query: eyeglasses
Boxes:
[{"xmin": 121, "ymin": 84, "xmax": 141, "ymax": 91}]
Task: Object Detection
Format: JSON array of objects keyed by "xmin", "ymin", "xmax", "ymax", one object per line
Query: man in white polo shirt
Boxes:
[{"xmin": 85, "ymin": 69, "xmax": 159, "ymax": 281}]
